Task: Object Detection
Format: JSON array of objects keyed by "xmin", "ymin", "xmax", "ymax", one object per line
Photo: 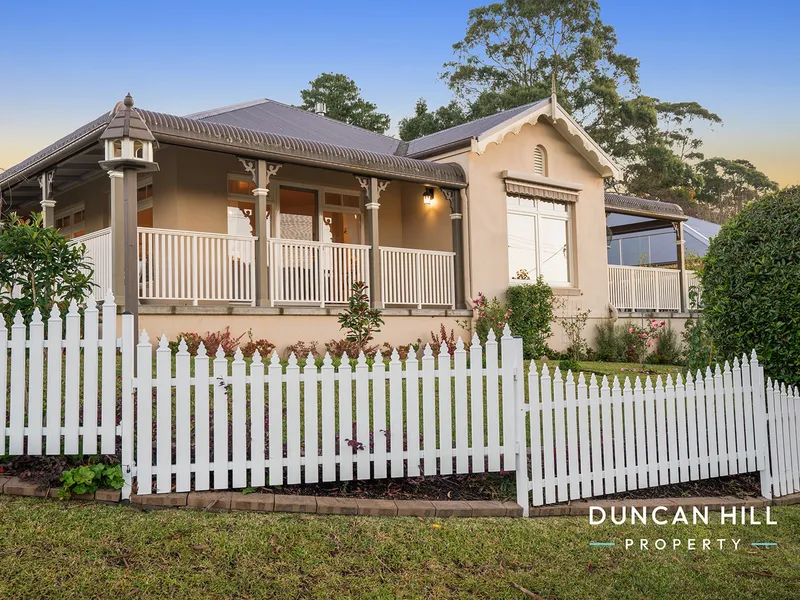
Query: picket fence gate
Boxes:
[{"xmin": 1, "ymin": 294, "xmax": 799, "ymax": 514}]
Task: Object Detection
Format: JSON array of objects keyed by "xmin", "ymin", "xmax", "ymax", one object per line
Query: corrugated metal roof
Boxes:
[
  {"xmin": 188, "ymin": 99, "xmax": 404, "ymax": 156},
  {"xmin": 604, "ymin": 192, "xmax": 686, "ymax": 220},
  {"xmin": 405, "ymin": 100, "xmax": 548, "ymax": 158},
  {"xmin": 0, "ymin": 103, "xmax": 467, "ymax": 191},
  {"xmin": 0, "ymin": 112, "xmax": 112, "ymax": 190},
  {"xmin": 139, "ymin": 110, "xmax": 466, "ymax": 187}
]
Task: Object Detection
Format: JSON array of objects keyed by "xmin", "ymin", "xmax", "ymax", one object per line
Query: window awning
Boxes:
[{"xmin": 505, "ymin": 179, "xmax": 579, "ymax": 203}]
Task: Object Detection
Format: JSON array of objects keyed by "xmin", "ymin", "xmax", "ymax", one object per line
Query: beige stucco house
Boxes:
[{"xmin": 0, "ymin": 93, "xmax": 695, "ymax": 349}]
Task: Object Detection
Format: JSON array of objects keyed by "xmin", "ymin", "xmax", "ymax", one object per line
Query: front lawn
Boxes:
[
  {"xmin": 534, "ymin": 360, "xmax": 685, "ymax": 386},
  {"xmin": 0, "ymin": 497, "xmax": 797, "ymax": 598}
]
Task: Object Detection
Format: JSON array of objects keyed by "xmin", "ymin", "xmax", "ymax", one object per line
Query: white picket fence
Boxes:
[
  {"xmin": 0, "ymin": 295, "xmax": 121, "ymax": 457},
  {"xmin": 1, "ymin": 295, "xmax": 798, "ymax": 513},
  {"xmin": 516, "ymin": 356, "xmax": 770, "ymax": 509},
  {"xmin": 765, "ymin": 380, "xmax": 800, "ymax": 498},
  {"xmin": 132, "ymin": 328, "xmax": 521, "ymax": 496}
]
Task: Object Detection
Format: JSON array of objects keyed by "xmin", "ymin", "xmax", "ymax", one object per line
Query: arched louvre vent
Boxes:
[{"xmin": 533, "ymin": 145, "xmax": 547, "ymax": 175}]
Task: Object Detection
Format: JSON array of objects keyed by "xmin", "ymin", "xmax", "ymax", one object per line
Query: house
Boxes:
[{"xmin": 0, "ymin": 93, "xmax": 698, "ymax": 348}]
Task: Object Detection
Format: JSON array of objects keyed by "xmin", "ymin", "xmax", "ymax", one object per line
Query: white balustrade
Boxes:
[
  {"xmin": 380, "ymin": 247, "xmax": 456, "ymax": 308},
  {"xmin": 608, "ymin": 265, "xmax": 682, "ymax": 311},
  {"xmin": 269, "ymin": 239, "xmax": 370, "ymax": 306},
  {"xmin": 138, "ymin": 228, "xmax": 256, "ymax": 305},
  {"xmin": 71, "ymin": 228, "xmax": 113, "ymax": 298}
]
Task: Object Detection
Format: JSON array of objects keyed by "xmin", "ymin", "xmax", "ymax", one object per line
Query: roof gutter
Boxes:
[
  {"xmin": 604, "ymin": 205, "xmax": 689, "ymax": 222},
  {"xmin": 150, "ymin": 129, "xmax": 467, "ymax": 189},
  {"xmin": 0, "ymin": 115, "xmax": 110, "ymax": 191}
]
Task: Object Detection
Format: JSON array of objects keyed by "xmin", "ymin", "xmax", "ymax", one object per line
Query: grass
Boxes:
[
  {"xmin": 0, "ymin": 497, "xmax": 798, "ymax": 599},
  {"xmin": 534, "ymin": 360, "xmax": 685, "ymax": 386}
]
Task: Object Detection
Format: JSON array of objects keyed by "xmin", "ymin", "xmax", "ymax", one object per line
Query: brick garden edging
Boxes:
[{"xmin": 1, "ymin": 474, "xmax": 799, "ymax": 517}]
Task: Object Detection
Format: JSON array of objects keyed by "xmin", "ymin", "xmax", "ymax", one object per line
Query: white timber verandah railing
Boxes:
[
  {"xmin": 269, "ymin": 239, "xmax": 371, "ymax": 307},
  {"xmin": 380, "ymin": 246, "xmax": 456, "ymax": 308},
  {"xmin": 3, "ymin": 296, "xmax": 798, "ymax": 514},
  {"xmin": 71, "ymin": 228, "xmax": 113, "ymax": 300},
  {"xmin": 608, "ymin": 265, "xmax": 699, "ymax": 312},
  {"xmin": 72, "ymin": 229, "xmax": 456, "ymax": 308},
  {"xmin": 138, "ymin": 228, "xmax": 257, "ymax": 305}
]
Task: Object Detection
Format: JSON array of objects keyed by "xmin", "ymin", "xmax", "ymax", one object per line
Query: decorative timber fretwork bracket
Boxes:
[
  {"xmin": 355, "ymin": 176, "xmax": 391, "ymax": 210},
  {"xmin": 238, "ymin": 157, "xmax": 282, "ymax": 195},
  {"xmin": 440, "ymin": 188, "xmax": 461, "ymax": 217},
  {"xmin": 38, "ymin": 169, "xmax": 56, "ymax": 202}
]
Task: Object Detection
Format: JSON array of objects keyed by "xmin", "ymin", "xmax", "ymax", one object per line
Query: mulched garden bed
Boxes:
[
  {"xmin": 252, "ymin": 472, "xmax": 517, "ymax": 502},
  {"xmin": 596, "ymin": 472, "xmax": 762, "ymax": 501},
  {"xmin": 2, "ymin": 455, "xmax": 763, "ymax": 503}
]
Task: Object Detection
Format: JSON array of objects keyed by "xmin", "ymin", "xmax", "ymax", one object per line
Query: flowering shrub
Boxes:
[
  {"xmin": 464, "ymin": 293, "xmax": 512, "ymax": 344},
  {"xmin": 627, "ymin": 319, "xmax": 666, "ymax": 367}
]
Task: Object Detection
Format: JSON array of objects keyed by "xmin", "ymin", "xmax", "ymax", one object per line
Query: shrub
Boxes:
[
  {"xmin": 325, "ymin": 338, "xmax": 377, "ymax": 358},
  {"xmin": 681, "ymin": 316, "xmax": 716, "ymax": 372},
  {"xmin": 338, "ymin": 281, "xmax": 383, "ymax": 350},
  {"xmin": 0, "ymin": 212, "xmax": 93, "ymax": 325},
  {"xmin": 284, "ymin": 340, "xmax": 319, "ymax": 359},
  {"xmin": 559, "ymin": 357, "xmax": 581, "ymax": 373},
  {"xmin": 594, "ymin": 319, "xmax": 627, "ymax": 362},
  {"xmin": 701, "ymin": 188, "xmax": 800, "ymax": 385},
  {"xmin": 177, "ymin": 327, "xmax": 245, "ymax": 357},
  {"xmin": 506, "ymin": 277, "xmax": 555, "ymax": 359},
  {"xmin": 241, "ymin": 336, "xmax": 276, "ymax": 359},
  {"xmin": 430, "ymin": 324, "xmax": 457, "ymax": 356},
  {"xmin": 464, "ymin": 293, "xmax": 511, "ymax": 344},
  {"xmin": 553, "ymin": 298, "xmax": 590, "ymax": 362},
  {"xmin": 380, "ymin": 342, "xmax": 419, "ymax": 360},
  {"xmin": 653, "ymin": 324, "xmax": 682, "ymax": 365},
  {"xmin": 627, "ymin": 320, "xmax": 666, "ymax": 368}
]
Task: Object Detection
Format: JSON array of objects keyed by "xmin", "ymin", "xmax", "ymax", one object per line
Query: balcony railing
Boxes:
[
  {"xmin": 381, "ymin": 246, "xmax": 456, "ymax": 308},
  {"xmin": 73, "ymin": 228, "xmax": 456, "ymax": 309},
  {"xmin": 72, "ymin": 228, "xmax": 113, "ymax": 298},
  {"xmin": 608, "ymin": 265, "xmax": 699, "ymax": 312},
  {"xmin": 269, "ymin": 239, "xmax": 370, "ymax": 307},
  {"xmin": 138, "ymin": 228, "xmax": 257, "ymax": 305}
]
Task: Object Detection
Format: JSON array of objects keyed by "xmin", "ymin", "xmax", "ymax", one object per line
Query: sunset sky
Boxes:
[{"xmin": 1, "ymin": 0, "xmax": 797, "ymax": 186}]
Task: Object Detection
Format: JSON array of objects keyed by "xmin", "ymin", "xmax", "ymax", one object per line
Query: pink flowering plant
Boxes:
[
  {"xmin": 460, "ymin": 293, "xmax": 512, "ymax": 344},
  {"xmin": 628, "ymin": 319, "xmax": 666, "ymax": 367}
]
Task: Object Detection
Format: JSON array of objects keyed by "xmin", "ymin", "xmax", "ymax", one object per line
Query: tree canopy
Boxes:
[
  {"xmin": 298, "ymin": 73, "xmax": 391, "ymax": 134},
  {"xmin": 398, "ymin": 99, "xmax": 469, "ymax": 141},
  {"xmin": 396, "ymin": 0, "xmax": 775, "ymax": 221}
]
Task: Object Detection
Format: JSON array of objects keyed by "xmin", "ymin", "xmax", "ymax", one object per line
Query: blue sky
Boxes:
[{"xmin": 1, "ymin": 0, "xmax": 797, "ymax": 185}]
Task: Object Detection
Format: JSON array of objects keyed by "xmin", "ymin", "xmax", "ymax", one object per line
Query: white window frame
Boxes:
[{"xmin": 507, "ymin": 195, "xmax": 574, "ymax": 288}]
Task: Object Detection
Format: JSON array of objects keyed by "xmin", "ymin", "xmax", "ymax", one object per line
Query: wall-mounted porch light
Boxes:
[{"xmin": 423, "ymin": 187, "xmax": 435, "ymax": 206}]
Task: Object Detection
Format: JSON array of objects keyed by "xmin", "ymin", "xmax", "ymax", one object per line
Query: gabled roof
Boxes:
[
  {"xmin": 187, "ymin": 98, "xmax": 403, "ymax": 156},
  {"xmin": 1, "ymin": 93, "xmax": 624, "ymax": 194},
  {"xmin": 405, "ymin": 101, "xmax": 545, "ymax": 158},
  {"xmin": 406, "ymin": 96, "xmax": 622, "ymax": 179}
]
